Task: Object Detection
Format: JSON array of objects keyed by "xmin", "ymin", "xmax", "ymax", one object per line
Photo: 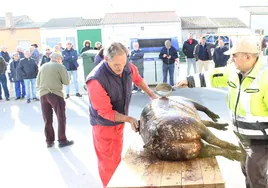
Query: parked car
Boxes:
[{"xmin": 205, "ymin": 35, "xmax": 233, "ymax": 48}]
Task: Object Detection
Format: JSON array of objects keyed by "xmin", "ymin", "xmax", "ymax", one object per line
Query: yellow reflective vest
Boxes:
[{"xmin": 187, "ymin": 58, "xmax": 268, "ymax": 144}]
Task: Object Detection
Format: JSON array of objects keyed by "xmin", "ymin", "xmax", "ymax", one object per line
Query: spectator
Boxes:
[
  {"xmin": 94, "ymin": 42, "xmax": 102, "ymax": 50},
  {"xmin": 30, "ymin": 44, "xmax": 40, "ymax": 65},
  {"xmin": 10, "ymin": 53, "xmax": 25, "ymax": 100},
  {"xmin": 261, "ymin": 37, "xmax": 267, "ymax": 56},
  {"xmin": 213, "ymin": 39, "xmax": 230, "ymax": 68},
  {"xmin": 54, "ymin": 45, "xmax": 62, "ymax": 55},
  {"xmin": 37, "ymin": 52, "xmax": 73, "ymax": 148},
  {"xmin": 41, "ymin": 47, "xmax": 52, "ymax": 66},
  {"xmin": 182, "ymin": 33, "xmax": 198, "ymax": 75},
  {"xmin": 18, "ymin": 50, "xmax": 39, "ymax": 103},
  {"xmin": 1, "ymin": 46, "xmax": 11, "ymax": 63},
  {"xmin": 129, "ymin": 42, "xmax": 144, "ymax": 93},
  {"xmin": 16, "ymin": 46, "xmax": 25, "ymax": 59},
  {"xmin": 57, "ymin": 42, "xmax": 65, "ymax": 51},
  {"xmin": 0, "ymin": 56, "xmax": 9, "ymax": 101},
  {"xmin": 159, "ymin": 40, "xmax": 178, "ymax": 87},
  {"xmin": 194, "ymin": 36, "xmax": 216, "ymax": 73},
  {"xmin": 81, "ymin": 40, "xmax": 93, "ymax": 53},
  {"xmin": 94, "ymin": 48, "xmax": 104, "ymax": 65},
  {"xmin": 62, "ymin": 40, "xmax": 82, "ymax": 99},
  {"xmin": 86, "ymin": 42, "xmax": 157, "ymax": 187}
]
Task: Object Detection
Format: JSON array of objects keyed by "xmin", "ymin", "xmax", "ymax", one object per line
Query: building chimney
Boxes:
[{"xmin": 5, "ymin": 12, "xmax": 14, "ymax": 28}]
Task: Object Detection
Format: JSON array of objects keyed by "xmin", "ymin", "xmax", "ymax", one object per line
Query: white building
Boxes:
[{"xmin": 40, "ymin": 17, "xmax": 82, "ymax": 52}]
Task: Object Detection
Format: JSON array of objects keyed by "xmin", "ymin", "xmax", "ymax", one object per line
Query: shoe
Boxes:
[
  {"xmin": 172, "ymin": 88, "xmax": 176, "ymax": 91},
  {"xmin": 76, "ymin": 93, "xmax": 82, "ymax": 97},
  {"xmin": 47, "ymin": 142, "xmax": 54, "ymax": 148},
  {"xmin": 6, "ymin": 98, "xmax": 10, "ymax": 101},
  {"xmin": 15, "ymin": 97, "xmax": 20, "ymax": 100},
  {"xmin": 132, "ymin": 90, "xmax": 138, "ymax": 94},
  {"xmin": 59, "ymin": 140, "xmax": 74, "ymax": 148},
  {"xmin": 33, "ymin": 98, "xmax": 39, "ymax": 101},
  {"xmin": 27, "ymin": 99, "xmax": 31, "ymax": 103},
  {"xmin": 0, "ymin": 97, "xmax": 2, "ymax": 100},
  {"xmin": 65, "ymin": 94, "xmax": 70, "ymax": 99},
  {"xmin": 21, "ymin": 96, "xmax": 25, "ymax": 99}
]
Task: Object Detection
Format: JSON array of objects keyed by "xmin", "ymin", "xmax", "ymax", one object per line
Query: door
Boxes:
[{"xmin": 77, "ymin": 29, "xmax": 102, "ymax": 53}]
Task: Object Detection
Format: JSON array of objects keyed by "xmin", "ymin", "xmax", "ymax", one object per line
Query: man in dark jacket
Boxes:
[
  {"xmin": 18, "ymin": 50, "xmax": 39, "ymax": 103},
  {"xmin": 80, "ymin": 40, "xmax": 93, "ymax": 54},
  {"xmin": 0, "ymin": 56, "xmax": 10, "ymax": 101},
  {"xmin": 17, "ymin": 46, "xmax": 25, "ymax": 59},
  {"xmin": 1, "ymin": 46, "xmax": 11, "ymax": 63},
  {"xmin": 182, "ymin": 33, "xmax": 198, "ymax": 75},
  {"xmin": 129, "ymin": 42, "xmax": 144, "ymax": 93},
  {"xmin": 159, "ymin": 40, "xmax": 178, "ymax": 86},
  {"xmin": 10, "ymin": 53, "xmax": 25, "ymax": 100},
  {"xmin": 62, "ymin": 41, "xmax": 82, "ymax": 99},
  {"xmin": 194, "ymin": 36, "xmax": 216, "ymax": 73},
  {"xmin": 213, "ymin": 39, "xmax": 230, "ymax": 68}
]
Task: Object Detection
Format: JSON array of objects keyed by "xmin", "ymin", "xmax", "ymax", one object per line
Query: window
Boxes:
[
  {"xmin": 46, "ymin": 38, "xmax": 61, "ymax": 49},
  {"xmin": 17, "ymin": 40, "xmax": 30, "ymax": 51}
]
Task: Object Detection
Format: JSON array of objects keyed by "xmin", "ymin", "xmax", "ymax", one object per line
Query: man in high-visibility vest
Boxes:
[{"xmin": 176, "ymin": 36, "xmax": 268, "ymax": 188}]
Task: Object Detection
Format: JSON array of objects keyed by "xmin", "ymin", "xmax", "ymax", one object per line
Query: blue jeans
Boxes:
[
  {"xmin": 0, "ymin": 73, "xmax": 9, "ymax": 99},
  {"xmin": 162, "ymin": 63, "xmax": 175, "ymax": 86},
  {"xmin": 15, "ymin": 81, "xmax": 26, "ymax": 98},
  {"xmin": 66, "ymin": 71, "xmax": 79, "ymax": 94},
  {"xmin": 186, "ymin": 58, "xmax": 197, "ymax": 76},
  {"xmin": 133, "ymin": 66, "xmax": 144, "ymax": 91},
  {"xmin": 24, "ymin": 79, "xmax": 37, "ymax": 100}
]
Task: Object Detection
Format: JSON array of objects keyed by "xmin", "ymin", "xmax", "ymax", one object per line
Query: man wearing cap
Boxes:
[
  {"xmin": 176, "ymin": 37, "xmax": 268, "ymax": 188},
  {"xmin": 37, "ymin": 52, "xmax": 73, "ymax": 148}
]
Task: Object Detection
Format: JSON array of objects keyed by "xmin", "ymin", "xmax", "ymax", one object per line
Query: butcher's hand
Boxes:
[
  {"xmin": 127, "ymin": 117, "xmax": 139, "ymax": 133},
  {"xmin": 176, "ymin": 79, "xmax": 189, "ymax": 88}
]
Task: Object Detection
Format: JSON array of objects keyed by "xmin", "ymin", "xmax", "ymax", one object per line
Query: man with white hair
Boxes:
[
  {"xmin": 177, "ymin": 36, "xmax": 268, "ymax": 188},
  {"xmin": 37, "ymin": 52, "xmax": 73, "ymax": 148},
  {"xmin": 129, "ymin": 42, "xmax": 144, "ymax": 93},
  {"xmin": 62, "ymin": 40, "xmax": 82, "ymax": 99},
  {"xmin": 16, "ymin": 46, "xmax": 25, "ymax": 59},
  {"xmin": 0, "ymin": 46, "xmax": 10, "ymax": 63}
]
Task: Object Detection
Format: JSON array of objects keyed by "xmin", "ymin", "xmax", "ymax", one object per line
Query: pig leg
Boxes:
[{"xmin": 201, "ymin": 120, "xmax": 229, "ymax": 131}]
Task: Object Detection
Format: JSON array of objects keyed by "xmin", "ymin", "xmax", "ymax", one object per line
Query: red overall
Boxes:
[{"xmin": 87, "ymin": 63, "xmax": 142, "ymax": 187}]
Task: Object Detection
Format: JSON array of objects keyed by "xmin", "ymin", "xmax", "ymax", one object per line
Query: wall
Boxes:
[
  {"xmin": 0, "ymin": 28, "xmax": 41, "ymax": 53},
  {"xmin": 102, "ymin": 23, "xmax": 181, "ymax": 48},
  {"xmin": 40, "ymin": 28, "xmax": 78, "ymax": 53},
  {"xmin": 250, "ymin": 15, "xmax": 268, "ymax": 35}
]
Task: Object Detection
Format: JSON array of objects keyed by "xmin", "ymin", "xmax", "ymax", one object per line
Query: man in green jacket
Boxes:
[
  {"xmin": 177, "ymin": 37, "xmax": 268, "ymax": 188},
  {"xmin": 37, "ymin": 52, "xmax": 73, "ymax": 148}
]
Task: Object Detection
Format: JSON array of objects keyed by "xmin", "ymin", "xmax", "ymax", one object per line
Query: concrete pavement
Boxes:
[{"xmin": 0, "ymin": 86, "xmax": 246, "ymax": 188}]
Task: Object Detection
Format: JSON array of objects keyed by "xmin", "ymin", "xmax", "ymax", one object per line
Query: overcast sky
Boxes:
[{"xmin": 1, "ymin": 0, "xmax": 251, "ymax": 24}]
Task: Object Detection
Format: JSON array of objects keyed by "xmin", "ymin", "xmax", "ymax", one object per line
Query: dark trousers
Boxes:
[
  {"xmin": 241, "ymin": 145, "xmax": 268, "ymax": 188},
  {"xmin": 133, "ymin": 66, "xmax": 144, "ymax": 91},
  {"xmin": 15, "ymin": 81, "xmax": 25, "ymax": 98},
  {"xmin": 163, "ymin": 63, "xmax": 175, "ymax": 86},
  {"xmin": 0, "ymin": 73, "xmax": 9, "ymax": 99},
  {"xmin": 40, "ymin": 93, "xmax": 67, "ymax": 144}
]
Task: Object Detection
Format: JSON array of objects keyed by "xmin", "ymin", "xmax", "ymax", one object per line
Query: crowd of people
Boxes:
[{"xmin": 1, "ymin": 34, "xmax": 267, "ymax": 188}]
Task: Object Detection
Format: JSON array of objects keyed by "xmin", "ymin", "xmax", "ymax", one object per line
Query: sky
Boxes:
[{"xmin": 1, "ymin": 0, "xmax": 252, "ymax": 24}]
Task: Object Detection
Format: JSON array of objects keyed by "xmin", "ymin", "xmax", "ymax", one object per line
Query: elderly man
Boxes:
[
  {"xmin": 0, "ymin": 46, "xmax": 11, "ymax": 63},
  {"xmin": 86, "ymin": 42, "xmax": 157, "ymax": 187},
  {"xmin": 30, "ymin": 44, "xmax": 40, "ymax": 65},
  {"xmin": 16, "ymin": 46, "xmax": 25, "ymax": 59},
  {"xmin": 62, "ymin": 40, "xmax": 82, "ymax": 99},
  {"xmin": 182, "ymin": 33, "xmax": 198, "ymax": 75},
  {"xmin": 213, "ymin": 38, "xmax": 230, "ymax": 68},
  {"xmin": 18, "ymin": 50, "xmax": 39, "ymax": 103},
  {"xmin": 129, "ymin": 42, "xmax": 144, "ymax": 93},
  {"xmin": 37, "ymin": 53, "xmax": 73, "ymax": 148},
  {"xmin": 177, "ymin": 37, "xmax": 268, "ymax": 188},
  {"xmin": 159, "ymin": 40, "xmax": 178, "ymax": 87},
  {"xmin": 0, "ymin": 56, "xmax": 9, "ymax": 101}
]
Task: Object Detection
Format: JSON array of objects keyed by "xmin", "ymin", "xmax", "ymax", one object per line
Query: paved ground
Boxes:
[{"xmin": 0, "ymin": 61, "xmax": 247, "ymax": 188}]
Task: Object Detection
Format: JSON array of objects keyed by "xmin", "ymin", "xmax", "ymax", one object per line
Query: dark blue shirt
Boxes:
[{"xmin": 198, "ymin": 45, "xmax": 209, "ymax": 61}]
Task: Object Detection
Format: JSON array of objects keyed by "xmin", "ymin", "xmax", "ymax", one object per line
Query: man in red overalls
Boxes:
[{"xmin": 86, "ymin": 42, "xmax": 157, "ymax": 187}]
